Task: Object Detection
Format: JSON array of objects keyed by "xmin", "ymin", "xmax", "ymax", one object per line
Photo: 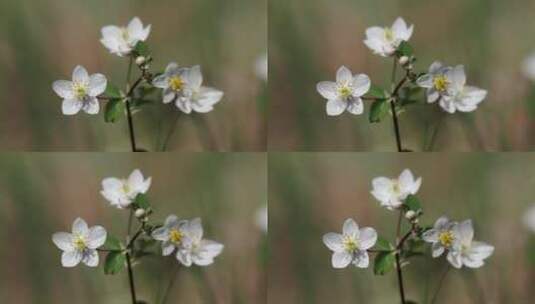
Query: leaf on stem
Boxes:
[
  {"xmin": 369, "ymin": 98, "xmax": 389, "ymax": 123},
  {"xmin": 373, "ymin": 251, "xmax": 395, "ymax": 275},
  {"xmin": 404, "ymin": 194, "xmax": 422, "ymax": 213},
  {"xmin": 104, "ymin": 98, "xmax": 125, "ymax": 123},
  {"xmin": 396, "ymin": 41, "xmax": 413, "ymax": 57},
  {"xmin": 103, "ymin": 235, "xmax": 123, "ymax": 251},
  {"xmin": 104, "ymin": 251, "xmax": 126, "ymax": 275},
  {"xmin": 367, "ymin": 84, "xmax": 388, "ymax": 99},
  {"xmin": 133, "ymin": 41, "xmax": 150, "ymax": 57},
  {"xmin": 134, "ymin": 193, "xmax": 150, "ymax": 210},
  {"xmin": 375, "ymin": 236, "xmax": 394, "ymax": 251},
  {"xmin": 104, "ymin": 83, "xmax": 122, "ymax": 99}
]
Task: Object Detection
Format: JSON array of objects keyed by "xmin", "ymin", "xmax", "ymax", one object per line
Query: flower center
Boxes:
[
  {"xmin": 72, "ymin": 82, "xmax": 88, "ymax": 99},
  {"xmin": 73, "ymin": 235, "xmax": 87, "ymax": 251},
  {"xmin": 121, "ymin": 27, "xmax": 130, "ymax": 41},
  {"xmin": 438, "ymin": 231, "xmax": 454, "ymax": 247},
  {"xmin": 391, "ymin": 180, "xmax": 401, "ymax": 195},
  {"xmin": 169, "ymin": 229, "xmax": 184, "ymax": 244},
  {"xmin": 343, "ymin": 236, "xmax": 359, "ymax": 252},
  {"xmin": 384, "ymin": 28, "xmax": 394, "ymax": 41},
  {"xmin": 433, "ymin": 75, "xmax": 449, "ymax": 92},
  {"xmin": 169, "ymin": 76, "xmax": 185, "ymax": 91},
  {"xmin": 338, "ymin": 86, "xmax": 352, "ymax": 99},
  {"xmin": 121, "ymin": 179, "xmax": 131, "ymax": 194}
]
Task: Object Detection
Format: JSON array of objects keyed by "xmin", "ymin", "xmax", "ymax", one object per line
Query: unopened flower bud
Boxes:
[
  {"xmin": 399, "ymin": 56, "xmax": 409, "ymax": 66},
  {"xmin": 135, "ymin": 56, "xmax": 146, "ymax": 66},
  {"xmin": 405, "ymin": 210, "xmax": 416, "ymax": 220},
  {"xmin": 134, "ymin": 208, "xmax": 145, "ymax": 218}
]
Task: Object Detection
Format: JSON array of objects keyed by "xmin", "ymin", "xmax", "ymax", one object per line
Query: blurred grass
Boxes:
[
  {"xmin": 0, "ymin": 0, "xmax": 266, "ymax": 151},
  {"xmin": 269, "ymin": 153, "xmax": 535, "ymax": 303},
  {"xmin": 0, "ymin": 153, "xmax": 267, "ymax": 303},
  {"xmin": 268, "ymin": 0, "xmax": 535, "ymax": 151}
]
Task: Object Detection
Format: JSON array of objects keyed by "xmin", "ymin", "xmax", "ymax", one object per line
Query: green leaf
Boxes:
[
  {"xmin": 367, "ymin": 84, "xmax": 387, "ymax": 98},
  {"xmin": 396, "ymin": 41, "xmax": 413, "ymax": 57},
  {"xmin": 104, "ymin": 83, "xmax": 122, "ymax": 99},
  {"xmin": 104, "ymin": 251, "xmax": 126, "ymax": 275},
  {"xmin": 369, "ymin": 99, "xmax": 389, "ymax": 123},
  {"xmin": 104, "ymin": 98, "xmax": 125, "ymax": 123},
  {"xmin": 375, "ymin": 236, "xmax": 394, "ymax": 251},
  {"xmin": 373, "ymin": 251, "xmax": 395, "ymax": 275},
  {"xmin": 134, "ymin": 193, "xmax": 150, "ymax": 210},
  {"xmin": 103, "ymin": 235, "xmax": 123, "ymax": 251},
  {"xmin": 404, "ymin": 194, "xmax": 422, "ymax": 212},
  {"xmin": 133, "ymin": 41, "xmax": 150, "ymax": 57}
]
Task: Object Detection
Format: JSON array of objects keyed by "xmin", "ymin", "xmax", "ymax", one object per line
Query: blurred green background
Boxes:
[
  {"xmin": 269, "ymin": 0, "xmax": 535, "ymax": 151},
  {"xmin": 0, "ymin": 0, "xmax": 266, "ymax": 151},
  {"xmin": 269, "ymin": 153, "xmax": 535, "ymax": 303},
  {"xmin": 0, "ymin": 153, "xmax": 267, "ymax": 303}
]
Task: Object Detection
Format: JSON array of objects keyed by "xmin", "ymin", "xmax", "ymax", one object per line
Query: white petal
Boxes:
[
  {"xmin": 332, "ymin": 251, "xmax": 352, "ymax": 268},
  {"xmin": 431, "ymin": 242, "xmax": 445, "ymax": 258},
  {"xmin": 162, "ymin": 241, "xmax": 175, "ymax": 256},
  {"xmin": 72, "ymin": 218, "xmax": 89, "ymax": 236},
  {"xmin": 127, "ymin": 17, "xmax": 143, "ymax": 37},
  {"xmin": 102, "ymin": 177, "xmax": 122, "ymax": 190},
  {"xmin": 53, "ymin": 80, "xmax": 74, "ymax": 99},
  {"xmin": 52, "ymin": 232, "xmax": 74, "ymax": 251},
  {"xmin": 447, "ymin": 251, "xmax": 462, "ymax": 269},
  {"xmin": 343, "ymin": 218, "xmax": 359, "ymax": 239},
  {"xmin": 316, "ymin": 81, "xmax": 337, "ymax": 100},
  {"xmin": 163, "ymin": 89, "xmax": 176, "ymax": 104},
  {"xmin": 165, "ymin": 215, "xmax": 179, "ymax": 227},
  {"xmin": 186, "ymin": 65, "xmax": 203, "ymax": 89},
  {"xmin": 194, "ymin": 87, "xmax": 223, "ymax": 108},
  {"xmin": 101, "ymin": 26, "xmax": 121, "ymax": 39},
  {"xmin": 416, "ymin": 74, "xmax": 433, "ymax": 88},
  {"xmin": 128, "ymin": 169, "xmax": 145, "ymax": 191},
  {"xmin": 468, "ymin": 241, "xmax": 494, "ymax": 260},
  {"xmin": 197, "ymin": 239, "xmax": 224, "ymax": 262},
  {"xmin": 165, "ymin": 62, "xmax": 180, "ymax": 74},
  {"xmin": 353, "ymin": 250, "xmax": 370, "ymax": 268},
  {"xmin": 449, "ymin": 65, "xmax": 466, "ymax": 88},
  {"xmin": 346, "ymin": 98, "xmax": 364, "ymax": 115},
  {"xmin": 185, "ymin": 218, "xmax": 203, "ymax": 242},
  {"xmin": 365, "ymin": 27, "xmax": 385, "ymax": 40},
  {"xmin": 352, "ymin": 74, "xmax": 371, "ymax": 97},
  {"xmin": 326, "ymin": 99, "xmax": 346, "ymax": 116},
  {"xmin": 371, "ymin": 177, "xmax": 393, "ymax": 203},
  {"xmin": 427, "ymin": 89, "xmax": 440, "ymax": 103},
  {"xmin": 422, "ymin": 228, "xmax": 439, "ymax": 243},
  {"xmin": 364, "ymin": 37, "xmax": 388, "ymax": 56},
  {"xmin": 439, "ymin": 97, "xmax": 456, "ymax": 114},
  {"xmin": 72, "ymin": 65, "xmax": 89, "ymax": 83},
  {"xmin": 358, "ymin": 227, "xmax": 377, "ymax": 250},
  {"xmin": 88, "ymin": 74, "xmax": 107, "ymax": 96},
  {"xmin": 82, "ymin": 97, "xmax": 100, "ymax": 115},
  {"xmin": 336, "ymin": 66, "xmax": 353, "ymax": 84},
  {"xmin": 322, "ymin": 233, "xmax": 344, "ymax": 252},
  {"xmin": 87, "ymin": 226, "xmax": 107, "ymax": 249},
  {"xmin": 176, "ymin": 99, "xmax": 192, "ymax": 114},
  {"xmin": 458, "ymin": 86, "xmax": 486, "ymax": 111},
  {"xmin": 62, "ymin": 250, "xmax": 82, "ymax": 267},
  {"xmin": 152, "ymin": 74, "xmax": 169, "ymax": 89},
  {"xmin": 62, "ymin": 99, "xmax": 83, "ymax": 115},
  {"xmin": 434, "ymin": 216, "xmax": 451, "ymax": 229},
  {"xmin": 82, "ymin": 250, "xmax": 99, "ymax": 267},
  {"xmin": 457, "ymin": 219, "xmax": 474, "ymax": 244},
  {"xmin": 522, "ymin": 54, "xmax": 535, "ymax": 81},
  {"xmin": 429, "ymin": 61, "xmax": 444, "ymax": 73},
  {"xmin": 176, "ymin": 250, "xmax": 192, "ymax": 267},
  {"xmin": 152, "ymin": 227, "xmax": 170, "ymax": 241}
]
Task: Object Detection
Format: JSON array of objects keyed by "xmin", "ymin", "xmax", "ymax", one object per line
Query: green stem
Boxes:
[
  {"xmin": 390, "ymin": 59, "xmax": 404, "ymax": 152},
  {"xmin": 395, "ymin": 210, "xmax": 406, "ymax": 304},
  {"xmin": 125, "ymin": 57, "xmax": 138, "ymax": 152}
]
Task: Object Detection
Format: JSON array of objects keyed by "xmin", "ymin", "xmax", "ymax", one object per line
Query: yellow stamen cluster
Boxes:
[
  {"xmin": 73, "ymin": 235, "xmax": 87, "ymax": 250},
  {"xmin": 343, "ymin": 236, "xmax": 359, "ymax": 252},
  {"xmin": 433, "ymin": 75, "xmax": 449, "ymax": 92},
  {"xmin": 384, "ymin": 28, "xmax": 394, "ymax": 41},
  {"xmin": 338, "ymin": 86, "xmax": 352, "ymax": 99},
  {"xmin": 121, "ymin": 27, "xmax": 130, "ymax": 41},
  {"xmin": 72, "ymin": 82, "xmax": 88, "ymax": 99},
  {"xmin": 169, "ymin": 76, "xmax": 185, "ymax": 91},
  {"xmin": 438, "ymin": 231, "xmax": 454, "ymax": 247},
  {"xmin": 169, "ymin": 229, "xmax": 184, "ymax": 244}
]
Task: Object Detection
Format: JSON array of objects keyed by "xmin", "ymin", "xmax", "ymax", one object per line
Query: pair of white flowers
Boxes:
[
  {"xmin": 417, "ymin": 62, "xmax": 487, "ymax": 113},
  {"xmin": 317, "ymin": 17, "xmax": 486, "ymax": 116},
  {"xmin": 53, "ymin": 17, "xmax": 223, "ymax": 115},
  {"xmin": 423, "ymin": 216, "xmax": 494, "ymax": 268},
  {"xmin": 151, "ymin": 215, "xmax": 224, "ymax": 267}
]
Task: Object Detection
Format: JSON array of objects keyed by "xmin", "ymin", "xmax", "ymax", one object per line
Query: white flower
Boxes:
[
  {"xmin": 52, "ymin": 65, "xmax": 107, "ymax": 115},
  {"xmin": 446, "ymin": 220, "xmax": 494, "ymax": 269},
  {"xmin": 100, "ymin": 17, "xmax": 151, "ymax": 57},
  {"xmin": 255, "ymin": 205, "xmax": 268, "ymax": 233},
  {"xmin": 316, "ymin": 66, "xmax": 371, "ymax": 116},
  {"xmin": 364, "ymin": 17, "xmax": 414, "ymax": 57},
  {"xmin": 255, "ymin": 53, "xmax": 268, "ymax": 81},
  {"xmin": 100, "ymin": 169, "xmax": 152, "ymax": 209},
  {"xmin": 522, "ymin": 53, "xmax": 535, "ymax": 81},
  {"xmin": 437, "ymin": 65, "xmax": 487, "ymax": 114},
  {"xmin": 371, "ymin": 169, "xmax": 422, "ymax": 210},
  {"xmin": 175, "ymin": 218, "xmax": 224, "ymax": 267},
  {"xmin": 152, "ymin": 63, "xmax": 224, "ymax": 114},
  {"xmin": 422, "ymin": 216, "xmax": 459, "ymax": 258},
  {"xmin": 416, "ymin": 61, "xmax": 453, "ymax": 103},
  {"xmin": 523, "ymin": 205, "xmax": 535, "ymax": 233},
  {"xmin": 52, "ymin": 217, "xmax": 107, "ymax": 267},
  {"xmin": 322, "ymin": 218, "xmax": 377, "ymax": 269},
  {"xmin": 151, "ymin": 215, "xmax": 190, "ymax": 256}
]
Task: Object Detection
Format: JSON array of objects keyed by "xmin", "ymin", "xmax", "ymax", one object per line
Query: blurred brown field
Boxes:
[
  {"xmin": 0, "ymin": 153, "xmax": 267, "ymax": 303},
  {"xmin": 0, "ymin": 0, "xmax": 267, "ymax": 151},
  {"xmin": 269, "ymin": 153, "xmax": 535, "ymax": 303},
  {"xmin": 268, "ymin": 0, "xmax": 535, "ymax": 151}
]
